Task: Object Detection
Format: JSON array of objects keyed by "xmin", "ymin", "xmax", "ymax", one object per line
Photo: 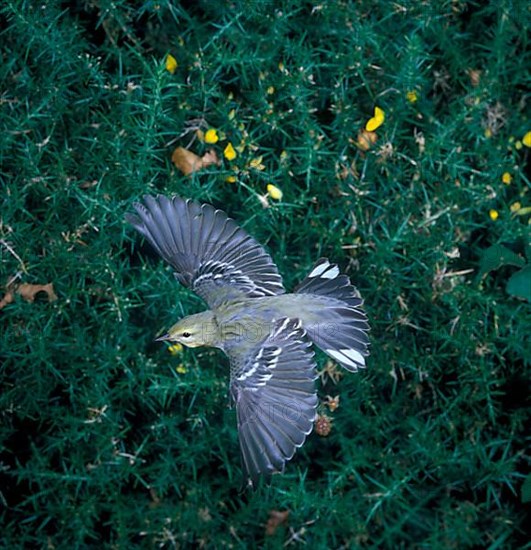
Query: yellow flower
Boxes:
[
  {"xmin": 176, "ymin": 364, "xmax": 187, "ymax": 374},
  {"xmin": 204, "ymin": 128, "xmax": 219, "ymax": 144},
  {"xmin": 502, "ymin": 172, "xmax": 512, "ymax": 185},
  {"xmin": 406, "ymin": 90, "xmax": 418, "ymax": 103},
  {"xmin": 225, "ymin": 175, "xmax": 237, "ymax": 183},
  {"xmin": 267, "ymin": 86, "xmax": 275, "ymax": 95},
  {"xmin": 523, "ymin": 131, "xmax": 531, "ymax": 148},
  {"xmin": 168, "ymin": 343, "xmax": 183, "ymax": 355},
  {"xmin": 365, "ymin": 106, "xmax": 385, "ymax": 132},
  {"xmin": 484, "ymin": 128, "xmax": 493, "ymax": 138},
  {"xmin": 223, "ymin": 142, "xmax": 237, "ymax": 161},
  {"xmin": 489, "ymin": 209, "xmax": 499, "ymax": 221},
  {"xmin": 165, "ymin": 54, "xmax": 178, "ymax": 74},
  {"xmin": 267, "ymin": 184, "xmax": 283, "ymax": 200},
  {"xmin": 512, "ymin": 204, "xmax": 531, "ymax": 216}
]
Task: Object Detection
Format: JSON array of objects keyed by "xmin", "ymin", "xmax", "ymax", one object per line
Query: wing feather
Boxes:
[
  {"xmin": 126, "ymin": 195, "xmax": 285, "ymax": 308},
  {"xmin": 229, "ymin": 318, "xmax": 318, "ymax": 488}
]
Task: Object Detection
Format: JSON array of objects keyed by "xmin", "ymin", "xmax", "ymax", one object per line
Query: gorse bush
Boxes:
[{"xmin": 1, "ymin": 1, "xmax": 529, "ymax": 547}]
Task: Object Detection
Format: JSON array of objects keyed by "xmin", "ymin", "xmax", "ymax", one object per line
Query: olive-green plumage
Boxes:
[{"xmin": 126, "ymin": 195, "xmax": 370, "ymax": 487}]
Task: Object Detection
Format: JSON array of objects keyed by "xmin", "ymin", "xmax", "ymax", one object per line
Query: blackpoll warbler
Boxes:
[{"xmin": 126, "ymin": 195, "xmax": 369, "ymax": 487}]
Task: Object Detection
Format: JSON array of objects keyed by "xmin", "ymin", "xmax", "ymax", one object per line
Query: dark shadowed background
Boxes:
[{"xmin": 1, "ymin": 1, "xmax": 529, "ymax": 547}]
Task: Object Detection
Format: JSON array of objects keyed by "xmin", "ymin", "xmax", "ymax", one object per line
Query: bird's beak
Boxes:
[{"xmin": 155, "ymin": 333, "xmax": 171, "ymax": 342}]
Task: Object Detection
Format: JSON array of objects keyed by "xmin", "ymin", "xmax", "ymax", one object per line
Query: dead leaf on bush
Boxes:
[
  {"xmin": 356, "ymin": 129, "xmax": 377, "ymax": 151},
  {"xmin": 467, "ymin": 68, "xmax": 481, "ymax": 87},
  {"xmin": 171, "ymin": 147, "xmax": 220, "ymax": 176},
  {"xmin": 0, "ymin": 291, "xmax": 15, "ymax": 310},
  {"xmin": 18, "ymin": 283, "xmax": 57, "ymax": 303},
  {"xmin": 337, "ymin": 160, "xmax": 358, "ymax": 180},
  {"xmin": 79, "ymin": 180, "xmax": 98, "ymax": 189},
  {"xmin": 265, "ymin": 510, "xmax": 289, "ymax": 536},
  {"xmin": 0, "ymin": 282, "xmax": 57, "ymax": 310}
]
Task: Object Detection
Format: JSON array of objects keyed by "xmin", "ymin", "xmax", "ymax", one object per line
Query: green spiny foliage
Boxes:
[{"xmin": 1, "ymin": 0, "xmax": 529, "ymax": 547}]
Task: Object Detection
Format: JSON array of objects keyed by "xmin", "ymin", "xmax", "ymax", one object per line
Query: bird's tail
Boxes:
[{"xmin": 295, "ymin": 258, "xmax": 370, "ymax": 372}]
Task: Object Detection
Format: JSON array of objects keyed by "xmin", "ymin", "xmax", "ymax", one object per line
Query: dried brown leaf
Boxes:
[
  {"xmin": 356, "ymin": 129, "xmax": 377, "ymax": 151},
  {"xmin": 0, "ymin": 290, "xmax": 15, "ymax": 310},
  {"xmin": 17, "ymin": 283, "xmax": 57, "ymax": 303},
  {"xmin": 79, "ymin": 180, "xmax": 98, "ymax": 189},
  {"xmin": 149, "ymin": 488, "xmax": 161, "ymax": 509},
  {"xmin": 337, "ymin": 160, "xmax": 358, "ymax": 180},
  {"xmin": 265, "ymin": 510, "xmax": 289, "ymax": 536},
  {"xmin": 200, "ymin": 149, "xmax": 220, "ymax": 168},
  {"xmin": 171, "ymin": 147, "xmax": 220, "ymax": 176},
  {"xmin": 0, "ymin": 281, "xmax": 57, "ymax": 310},
  {"xmin": 467, "ymin": 68, "xmax": 481, "ymax": 87}
]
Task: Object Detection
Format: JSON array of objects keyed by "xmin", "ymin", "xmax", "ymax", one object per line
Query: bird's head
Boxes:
[{"xmin": 156, "ymin": 311, "xmax": 219, "ymax": 348}]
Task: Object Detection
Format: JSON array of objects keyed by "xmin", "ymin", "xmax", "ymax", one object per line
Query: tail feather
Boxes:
[{"xmin": 296, "ymin": 258, "xmax": 370, "ymax": 372}]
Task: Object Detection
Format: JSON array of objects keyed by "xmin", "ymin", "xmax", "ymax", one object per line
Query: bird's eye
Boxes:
[{"xmin": 182, "ymin": 331, "xmax": 191, "ymax": 338}]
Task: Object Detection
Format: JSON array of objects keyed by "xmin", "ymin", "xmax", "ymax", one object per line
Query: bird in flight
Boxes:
[{"xmin": 126, "ymin": 195, "xmax": 370, "ymax": 488}]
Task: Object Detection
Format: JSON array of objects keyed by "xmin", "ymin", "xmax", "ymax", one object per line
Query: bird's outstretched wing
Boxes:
[
  {"xmin": 229, "ymin": 318, "xmax": 318, "ymax": 488},
  {"xmin": 126, "ymin": 195, "xmax": 285, "ymax": 308}
]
